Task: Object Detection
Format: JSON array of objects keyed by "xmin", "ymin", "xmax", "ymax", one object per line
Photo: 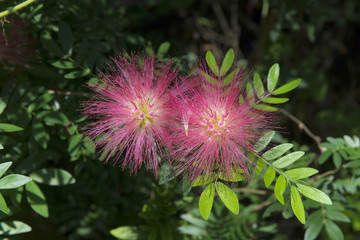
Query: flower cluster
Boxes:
[{"xmin": 83, "ymin": 53, "xmax": 276, "ymax": 182}]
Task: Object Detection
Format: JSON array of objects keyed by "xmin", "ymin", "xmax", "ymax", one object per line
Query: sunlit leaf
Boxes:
[
  {"xmin": 267, "ymin": 63, "xmax": 280, "ymax": 92},
  {"xmin": 255, "ymin": 131, "xmax": 275, "ymax": 152},
  {"xmin": 215, "ymin": 182, "xmax": 239, "ymax": 215},
  {"xmin": 253, "ymin": 73, "xmax": 265, "ymax": 97},
  {"xmin": 26, "ymin": 181, "xmax": 49, "ymax": 217},
  {"xmin": 296, "ymin": 184, "xmax": 332, "ymax": 205},
  {"xmin": 262, "ymin": 143, "xmax": 293, "ymax": 160},
  {"xmin": 199, "ymin": 183, "xmax": 215, "ymax": 220},
  {"xmin": 0, "ymin": 123, "xmax": 23, "ymax": 132},
  {"xmin": 272, "ymin": 79, "xmax": 302, "ymax": 95},
  {"xmin": 272, "ymin": 151, "xmax": 305, "ymax": 169},
  {"xmin": 291, "ymin": 186, "xmax": 306, "ymax": 224},
  {"xmin": 205, "ymin": 51, "xmax": 219, "ymax": 76},
  {"xmin": 219, "ymin": 48, "xmax": 234, "ymax": 76},
  {"xmin": 284, "ymin": 168, "xmax": 319, "ymax": 179},
  {"xmin": 30, "ymin": 168, "xmax": 75, "ymax": 186},
  {"xmin": 0, "ymin": 174, "xmax": 32, "ymax": 189},
  {"xmin": 274, "ymin": 175, "xmax": 286, "ymax": 205}
]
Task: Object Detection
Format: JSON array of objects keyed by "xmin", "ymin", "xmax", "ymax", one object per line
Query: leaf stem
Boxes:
[{"xmin": 0, "ymin": 0, "xmax": 36, "ymax": 18}]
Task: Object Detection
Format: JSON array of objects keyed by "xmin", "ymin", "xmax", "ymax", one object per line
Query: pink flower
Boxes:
[
  {"xmin": 83, "ymin": 54, "xmax": 177, "ymax": 176},
  {"xmin": 170, "ymin": 64, "xmax": 276, "ymax": 183}
]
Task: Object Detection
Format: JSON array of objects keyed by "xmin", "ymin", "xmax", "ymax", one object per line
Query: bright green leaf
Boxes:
[
  {"xmin": 30, "ymin": 168, "xmax": 75, "ymax": 186},
  {"xmin": 110, "ymin": 226, "xmax": 139, "ymax": 240},
  {"xmin": 264, "ymin": 166, "xmax": 276, "ymax": 188},
  {"xmin": 219, "ymin": 48, "xmax": 234, "ymax": 76},
  {"xmin": 273, "ymin": 151, "xmax": 305, "ymax": 169},
  {"xmin": 255, "ymin": 131, "xmax": 275, "ymax": 152},
  {"xmin": 256, "ymin": 158, "xmax": 265, "ymax": 175},
  {"xmin": 64, "ymin": 69, "xmax": 91, "ymax": 79},
  {"xmin": 192, "ymin": 174, "xmax": 216, "ymax": 187},
  {"xmin": 26, "ymin": 181, "xmax": 49, "ymax": 217},
  {"xmin": 0, "ymin": 174, "xmax": 32, "ymax": 189},
  {"xmin": 291, "ymin": 186, "xmax": 306, "ymax": 224},
  {"xmin": 48, "ymin": 60, "xmax": 76, "ymax": 69},
  {"xmin": 215, "ymin": 182, "xmax": 239, "ymax": 215},
  {"xmin": 0, "ymin": 162, "xmax": 12, "ymax": 178},
  {"xmin": 262, "ymin": 97, "xmax": 289, "ymax": 104},
  {"xmin": 0, "ymin": 123, "xmax": 23, "ymax": 132},
  {"xmin": 296, "ymin": 184, "xmax": 332, "ymax": 205},
  {"xmin": 32, "ymin": 120, "xmax": 50, "ymax": 149},
  {"xmin": 246, "ymin": 82, "xmax": 255, "ymax": 105},
  {"xmin": 199, "ymin": 183, "xmax": 215, "ymax": 220},
  {"xmin": 325, "ymin": 220, "xmax": 344, "ymax": 240},
  {"xmin": 253, "ymin": 73, "xmax": 265, "ymax": 97},
  {"xmin": 254, "ymin": 104, "xmax": 278, "ymax": 111},
  {"xmin": 205, "ymin": 51, "xmax": 219, "ymax": 76},
  {"xmin": 274, "ymin": 175, "xmax": 286, "ymax": 205},
  {"xmin": 218, "ymin": 169, "xmax": 244, "ymax": 182},
  {"xmin": 284, "ymin": 168, "xmax": 319, "ymax": 180},
  {"xmin": 267, "ymin": 63, "xmax": 280, "ymax": 92},
  {"xmin": 263, "ymin": 143, "xmax": 293, "ymax": 160},
  {"xmin": 272, "ymin": 79, "xmax": 302, "ymax": 95},
  {"xmin": 200, "ymin": 71, "xmax": 217, "ymax": 86},
  {"xmin": 0, "ymin": 221, "xmax": 32, "ymax": 235},
  {"xmin": 223, "ymin": 68, "xmax": 239, "ymax": 86},
  {"xmin": 0, "ymin": 193, "xmax": 9, "ymax": 214}
]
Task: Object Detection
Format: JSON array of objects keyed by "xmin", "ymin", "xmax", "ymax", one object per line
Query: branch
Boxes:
[
  {"xmin": 279, "ymin": 108, "xmax": 324, "ymax": 152},
  {"xmin": 0, "ymin": 0, "xmax": 36, "ymax": 18}
]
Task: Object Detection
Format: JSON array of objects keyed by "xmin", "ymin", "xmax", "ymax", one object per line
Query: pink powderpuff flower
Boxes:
[
  {"xmin": 83, "ymin": 53, "xmax": 177, "ymax": 176},
  {"xmin": 170, "ymin": 63, "xmax": 277, "ymax": 183}
]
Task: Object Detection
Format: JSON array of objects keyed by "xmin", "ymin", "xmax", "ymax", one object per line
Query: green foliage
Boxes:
[{"xmin": 199, "ymin": 184, "xmax": 215, "ymax": 220}]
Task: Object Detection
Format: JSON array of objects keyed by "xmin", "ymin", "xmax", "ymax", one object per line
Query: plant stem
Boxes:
[{"xmin": 0, "ymin": 0, "xmax": 36, "ymax": 18}]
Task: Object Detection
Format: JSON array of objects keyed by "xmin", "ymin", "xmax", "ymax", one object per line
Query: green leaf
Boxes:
[
  {"xmin": 37, "ymin": 111, "xmax": 70, "ymax": 125},
  {"xmin": 267, "ymin": 63, "xmax": 280, "ymax": 92},
  {"xmin": 26, "ymin": 181, "xmax": 49, "ymax": 217},
  {"xmin": 0, "ymin": 221, "xmax": 32, "ymax": 235},
  {"xmin": 262, "ymin": 143, "xmax": 293, "ymax": 160},
  {"xmin": 325, "ymin": 220, "xmax": 344, "ymax": 240},
  {"xmin": 48, "ymin": 60, "xmax": 76, "ymax": 69},
  {"xmin": 296, "ymin": 184, "xmax": 332, "ymax": 205},
  {"xmin": 255, "ymin": 131, "xmax": 275, "ymax": 152},
  {"xmin": 319, "ymin": 150, "xmax": 332, "ymax": 164},
  {"xmin": 291, "ymin": 186, "xmax": 306, "ymax": 224},
  {"xmin": 254, "ymin": 104, "xmax": 278, "ymax": 111},
  {"xmin": 199, "ymin": 183, "xmax": 215, "ymax": 220},
  {"xmin": 215, "ymin": 182, "xmax": 239, "ymax": 215},
  {"xmin": 0, "ymin": 162, "xmax": 12, "ymax": 178},
  {"xmin": 0, "ymin": 193, "xmax": 9, "ymax": 214},
  {"xmin": 253, "ymin": 73, "xmax": 265, "ymax": 97},
  {"xmin": 272, "ymin": 79, "xmax": 302, "ymax": 95},
  {"xmin": 192, "ymin": 174, "xmax": 216, "ymax": 187},
  {"xmin": 110, "ymin": 226, "xmax": 139, "ymax": 240},
  {"xmin": 264, "ymin": 166, "xmax": 276, "ymax": 188},
  {"xmin": 0, "ymin": 174, "xmax": 32, "ymax": 189},
  {"xmin": 219, "ymin": 48, "xmax": 234, "ymax": 76},
  {"xmin": 205, "ymin": 51, "xmax": 219, "ymax": 76},
  {"xmin": 305, "ymin": 214, "xmax": 323, "ymax": 240},
  {"xmin": 256, "ymin": 158, "xmax": 265, "ymax": 175},
  {"xmin": 0, "ymin": 123, "xmax": 23, "ymax": 132},
  {"xmin": 32, "ymin": 120, "xmax": 50, "ymax": 149},
  {"xmin": 218, "ymin": 169, "xmax": 244, "ymax": 182},
  {"xmin": 158, "ymin": 42, "xmax": 170, "ymax": 56},
  {"xmin": 200, "ymin": 71, "xmax": 217, "ymax": 86},
  {"xmin": 30, "ymin": 168, "xmax": 75, "ymax": 186},
  {"xmin": 332, "ymin": 152, "xmax": 342, "ymax": 168},
  {"xmin": 262, "ymin": 97, "xmax": 289, "ymax": 104},
  {"xmin": 159, "ymin": 220, "xmax": 172, "ymax": 240},
  {"xmin": 223, "ymin": 68, "xmax": 239, "ymax": 86},
  {"xmin": 246, "ymin": 82, "xmax": 255, "ymax": 105},
  {"xmin": 40, "ymin": 30, "xmax": 64, "ymax": 58},
  {"xmin": 326, "ymin": 210, "xmax": 350, "ymax": 223},
  {"xmin": 274, "ymin": 175, "xmax": 286, "ymax": 205},
  {"xmin": 27, "ymin": 93, "xmax": 54, "ymax": 112},
  {"xmin": 75, "ymin": 39, "xmax": 90, "ymax": 64},
  {"xmin": 284, "ymin": 168, "xmax": 319, "ymax": 179},
  {"xmin": 58, "ymin": 22, "xmax": 73, "ymax": 56},
  {"xmin": 64, "ymin": 69, "xmax": 91, "ymax": 79},
  {"xmin": 272, "ymin": 151, "xmax": 305, "ymax": 169}
]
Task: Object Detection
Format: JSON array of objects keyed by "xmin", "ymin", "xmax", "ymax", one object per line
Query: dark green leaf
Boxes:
[
  {"xmin": 159, "ymin": 220, "xmax": 172, "ymax": 240},
  {"xmin": 253, "ymin": 73, "xmax": 265, "ymax": 97},
  {"xmin": 219, "ymin": 48, "xmax": 234, "ymax": 76},
  {"xmin": 267, "ymin": 63, "xmax": 280, "ymax": 92},
  {"xmin": 0, "ymin": 193, "xmax": 9, "ymax": 214},
  {"xmin": 215, "ymin": 182, "xmax": 239, "ymax": 215},
  {"xmin": 0, "ymin": 221, "xmax": 32, "ymax": 235},
  {"xmin": 199, "ymin": 183, "xmax": 215, "ymax": 220},
  {"xmin": 75, "ymin": 39, "xmax": 90, "ymax": 64},
  {"xmin": 305, "ymin": 219, "xmax": 323, "ymax": 240},
  {"xmin": 26, "ymin": 181, "xmax": 49, "ymax": 217},
  {"xmin": 272, "ymin": 151, "xmax": 305, "ymax": 169},
  {"xmin": 274, "ymin": 175, "xmax": 286, "ymax": 205},
  {"xmin": 37, "ymin": 111, "xmax": 70, "ymax": 125},
  {"xmin": 58, "ymin": 22, "xmax": 73, "ymax": 56},
  {"xmin": 0, "ymin": 174, "xmax": 32, "ymax": 189},
  {"xmin": 40, "ymin": 30, "xmax": 63, "ymax": 58},
  {"xmin": 205, "ymin": 51, "xmax": 219, "ymax": 76},
  {"xmin": 200, "ymin": 70, "xmax": 217, "ymax": 86},
  {"xmin": 30, "ymin": 168, "xmax": 75, "ymax": 186},
  {"xmin": 48, "ymin": 60, "xmax": 76, "ymax": 69},
  {"xmin": 157, "ymin": 42, "xmax": 170, "ymax": 56},
  {"xmin": 110, "ymin": 226, "xmax": 139, "ymax": 240},
  {"xmin": 262, "ymin": 97, "xmax": 289, "ymax": 104},
  {"xmin": 255, "ymin": 131, "xmax": 275, "ymax": 152},
  {"xmin": 0, "ymin": 123, "xmax": 23, "ymax": 132},
  {"xmin": 264, "ymin": 166, "xmax": 276, "ymax": 188},
  {"xmin": 254, "ymin": 104, "xmax": 278, "ymax": 111},
  {"xmin": 263, "ymin": 143, "xmax": 293, "ymax": 160},
  {"xmin": 319, "ymin": 150, "xmax": 332, "ymax": 164},
  {"xmin": 272, "ymin": 79, "xmax": 302, "ymax": 95},
  {"xmin": 284, "ymin": 168, "xmax": 319, "ymax": 179},
  {"xmin": 326, "ymin": 210, "xmax": 350, "ymax": 223},
  {"xmin": 28, "ymin": 93, "xmax": 54, "ymax": 112},
  {"xmin": 325, "ymin": 220, "xmax": 344, "ymax": 240},
  {"xmin": 296, "ymin": 184, "xmax": 332, "ymax": 205},
  {"xmin": 332, "ymin": 152, "xmax": 342, "ymax": 168},
  {"xmin": 0, "ymin": 162, "xmax": 12, "ymax": 178},
  {"xmin": 291, "ymin": 186, "xmax": 306, "ymax": 224},
  {"xmin": 32, "ymin": 120, "xmax": 50, "ymax": 149}
]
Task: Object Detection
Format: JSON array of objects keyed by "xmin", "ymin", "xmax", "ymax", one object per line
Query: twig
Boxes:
[
  {"xmin": 310, "ymin": 165, "xmax": 343, "ymax": 183},
  {"xmin": 279, "ymin": 108, "xmax": 324, "ymax": 152},
  {"xmin": 0, "ymin": 0, "xmax": 36, "ymax": 18}
]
